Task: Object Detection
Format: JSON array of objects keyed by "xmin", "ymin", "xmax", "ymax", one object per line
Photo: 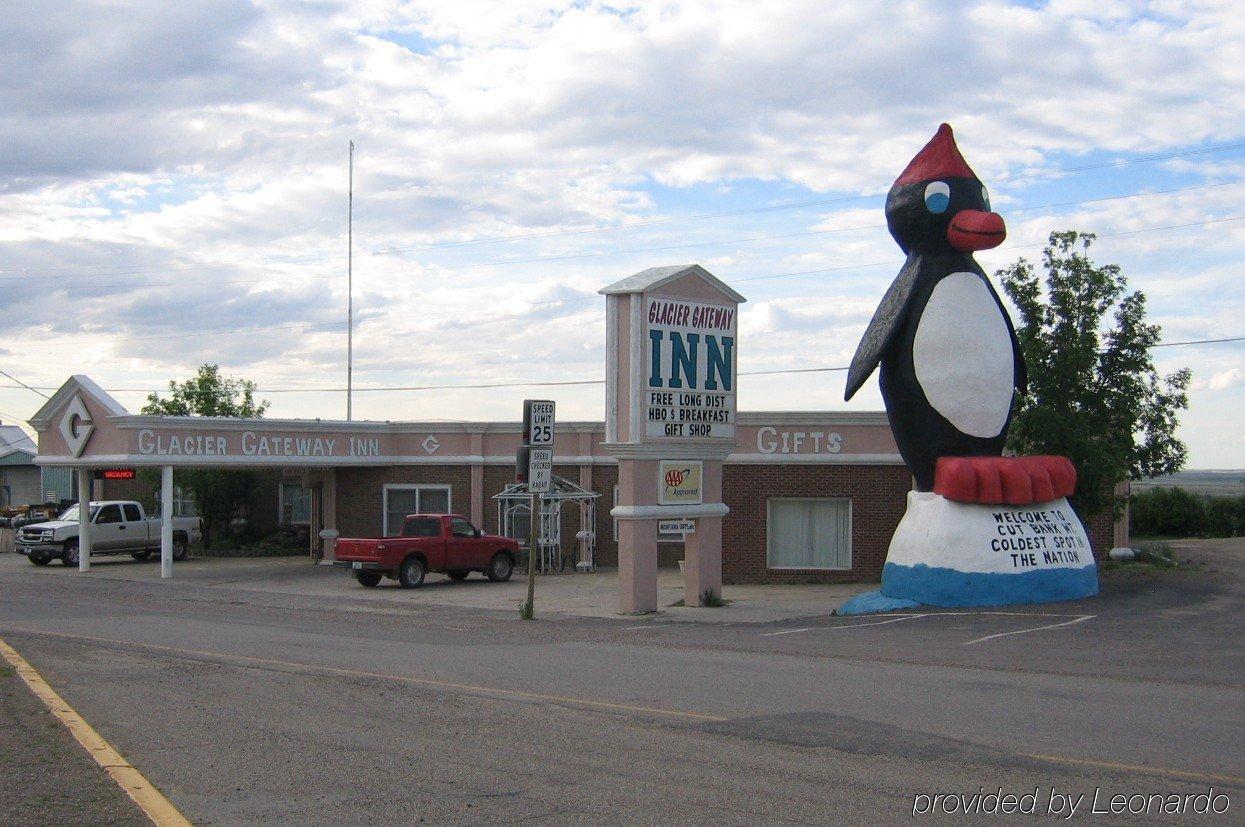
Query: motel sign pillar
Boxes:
[{"xmin": 600, "ymin": 265, "xmax": 744, "ymax": 613}]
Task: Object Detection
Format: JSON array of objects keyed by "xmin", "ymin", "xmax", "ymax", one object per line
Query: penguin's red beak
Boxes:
[{"xmin": 947, "ymin": 210, "xmax": 1006, "ymax": 252}]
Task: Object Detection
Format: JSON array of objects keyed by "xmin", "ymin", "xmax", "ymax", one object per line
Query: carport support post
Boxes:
[
  {"xmin": 76, "ymin": 468, "xmax": 92, "ymax": 571},
  {"xmin": 160, "ymin": 465, "xmax": 173, "ymax": 579}
]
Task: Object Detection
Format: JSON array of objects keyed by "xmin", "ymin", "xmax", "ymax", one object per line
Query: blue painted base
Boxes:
[
  {"xmin": 881, "ymin": 561, "xmax": 1099, "ymax": 608},
  {"xmin": 836, "ymin": 590, "xmax": 923, "ymax": 616}
]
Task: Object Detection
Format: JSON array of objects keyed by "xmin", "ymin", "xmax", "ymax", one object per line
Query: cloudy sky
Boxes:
[{"xmin": 1, "ymin": 0, "xmax": 1242, "ymax": 467}]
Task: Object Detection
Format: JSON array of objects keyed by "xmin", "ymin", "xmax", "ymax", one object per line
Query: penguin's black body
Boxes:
[{"xmin": 845, "ymin": 126, "xmax": 1026, "ymax": 492}]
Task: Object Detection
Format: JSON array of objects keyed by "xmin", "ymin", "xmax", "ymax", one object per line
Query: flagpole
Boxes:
[{"xmin": 347, "ymin": 140, "xmax": 354, "ymax": 421}]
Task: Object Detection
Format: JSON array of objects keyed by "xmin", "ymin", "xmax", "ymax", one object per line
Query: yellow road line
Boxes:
[
  {"xmin": 1022, "ymin": 753, "xmax": 1245, "ymax": 788},
  {"xmin": 0, "ymin": 636, "xmax": 192, "ymax": 827},
  {"xmin": 1, "ymin": 627, "xmax": 728, "ymax": 723}
]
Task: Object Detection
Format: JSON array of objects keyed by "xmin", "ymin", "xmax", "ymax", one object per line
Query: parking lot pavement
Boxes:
[
  {"xmin": 2, "ymin": 552, "xmax": 874, "ymax": 623},
  {"xmin": 0, "ymin": 539, "xmax": 1240, "ymax": 823}
]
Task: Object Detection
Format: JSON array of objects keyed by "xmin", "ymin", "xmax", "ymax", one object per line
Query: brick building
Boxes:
[{"xmin": 31, "ymin": 377, "xmax": 1120, "ymax": 585}]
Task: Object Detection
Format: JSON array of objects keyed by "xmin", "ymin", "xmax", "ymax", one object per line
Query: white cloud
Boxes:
[{"xmin": 1, "ymin": 0, "xmax": 1243, "ymax": 464}]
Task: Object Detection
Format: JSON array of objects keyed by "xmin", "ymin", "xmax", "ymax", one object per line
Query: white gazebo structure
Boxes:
[{"xmin": 494, "ymin": 476, "xmax": 599, "ymax": 574}]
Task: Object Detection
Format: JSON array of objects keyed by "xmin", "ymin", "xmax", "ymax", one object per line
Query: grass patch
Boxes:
[
  {"xmin": 0, "ymin": 665, "xmax": 13, "ymax": 679},
  {"xmin": 519, "ymin": 599, "xmax": 534, "ymax": 621},
  {"xmin": 1135, "ymin": 540, "xmax": 1179, "ymax": 568},
  {"xmin": 1101, "ymin": 539, "xmax": 1187, "ymax": 573},
  {"xmin": 700, "ymin": 590, "xmax": 727, "ymax": 608}
]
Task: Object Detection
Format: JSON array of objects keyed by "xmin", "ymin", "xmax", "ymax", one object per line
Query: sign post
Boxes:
[
  {"xmin": 520, "ymin": 400, "xmax": 555, "ymax": 619},
  {"xmin": 600, "ymin": 264, "xmax": 744, "ymax": 612}
]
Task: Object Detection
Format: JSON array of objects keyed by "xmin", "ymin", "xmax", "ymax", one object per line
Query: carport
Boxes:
[
  {"xmin": 27, "ymin": 378, "xmax": 188, "ymax": 577},
  {"xmin": 26, "ymin": 376, "xmax": 355, "ymax": 579}
]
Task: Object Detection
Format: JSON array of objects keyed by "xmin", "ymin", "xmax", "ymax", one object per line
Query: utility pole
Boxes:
[{"xmin": 347, "ymin": 140, "xmax": 354, "ymax": 421}]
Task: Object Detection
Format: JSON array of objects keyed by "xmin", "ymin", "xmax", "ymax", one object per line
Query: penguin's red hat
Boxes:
[{"xmin": 894, "ymin": 123, "xmax": 978, "ymax": 187}]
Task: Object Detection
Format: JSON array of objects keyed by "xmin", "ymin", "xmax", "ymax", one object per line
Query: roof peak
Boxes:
[{"xmin": 599, "ymin": 263, "xmax": 746, "ymax": 303}]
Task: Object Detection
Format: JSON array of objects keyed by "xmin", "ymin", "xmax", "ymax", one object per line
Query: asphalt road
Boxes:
[{"xmin": 1, "ymin": 540, "xmax": 1241, "ymax": 824}]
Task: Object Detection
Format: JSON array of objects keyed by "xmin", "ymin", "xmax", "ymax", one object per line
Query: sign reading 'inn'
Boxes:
[{"xmin": 645, "ymin": 297, "xmax": 737, "ymax": 439}]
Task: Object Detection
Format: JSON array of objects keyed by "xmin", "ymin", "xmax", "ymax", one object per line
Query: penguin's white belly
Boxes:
[{"xmin": 913, "ymin": 272, "xmax": 1014, "ymax": 439}]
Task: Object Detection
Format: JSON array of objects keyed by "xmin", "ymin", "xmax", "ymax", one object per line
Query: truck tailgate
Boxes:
[{"xmin": 334, "ymin": 539, "xmax": 383, "ymax": 562}]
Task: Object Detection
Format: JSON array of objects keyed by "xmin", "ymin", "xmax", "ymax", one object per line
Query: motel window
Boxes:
[
  {"xmin": 173, "ymin": 486, "xmax": 198, "ymax": 519},
  {"xmin": 280, "ymin": 483, "xmax": 312, "ymax": 526},
  {"xmin": 767, "ymin": 498, "xmax": 852, "ymax": 570},
  {"xmin": 383, "ymin": 485, "xmax": 451, "ymax": 536}
]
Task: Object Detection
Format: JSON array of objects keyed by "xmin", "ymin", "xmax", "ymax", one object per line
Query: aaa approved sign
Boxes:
[{"xmin": 658, "ymin": 460, "xmax": 702, "ymax": 505}]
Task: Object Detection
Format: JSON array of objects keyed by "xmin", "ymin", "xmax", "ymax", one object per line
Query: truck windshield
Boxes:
[
  {"xmin": 57, "ymin": 505, "xmax": 100, "ymax": 522},
  {"xmin": 402, "ymin": 517, "xmax": 441, "ymax": 537}
]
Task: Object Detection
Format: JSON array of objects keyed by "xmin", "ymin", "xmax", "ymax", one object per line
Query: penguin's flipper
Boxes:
[{"xmin": 844, "ymin": 258, "xmax": 920, "ymax": 400}]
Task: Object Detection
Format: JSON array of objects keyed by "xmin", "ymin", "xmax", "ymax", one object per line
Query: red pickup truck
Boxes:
[{"xmin": 333, "ymin": 514, "xmax": 520, "ymax": 588}]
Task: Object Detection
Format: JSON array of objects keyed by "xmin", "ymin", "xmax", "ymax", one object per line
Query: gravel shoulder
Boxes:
[{"xmin": 0, "ymin": 659, "xmax": 147, "ymax": 826}]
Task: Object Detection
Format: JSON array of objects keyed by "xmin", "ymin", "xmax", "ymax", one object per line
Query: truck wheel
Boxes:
[
  {"xmin": 61, "ymin": 541, "xmax": 79, "ymax": 567},
  {"xmin": 398, "ymin": 556, "xmax": 426, "ymax": 589},
  {"xmin": 131, "ymin": 550, "xmax": 153, "ymax": 561},
  {"xmin": 355, "ymin": 570, "xmax": 382, "ymax": 588},
  {"xmin": 446, "ymin": 570, "xmax": 470, "ymax": 582},
  {"xmin": 172, "ymin": 539, "xmax": 188, "ymax": 561},
  {"xmin": 487, "ymin": 552, "xmax": 514, "ymax": 583},
  {"xmin": 29, "ymin": 554, "xmax": 51, "ymax": 566}
]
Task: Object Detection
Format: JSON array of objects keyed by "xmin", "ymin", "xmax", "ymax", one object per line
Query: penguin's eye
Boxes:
[
  {"xmin": 924, "ymin": 181, "xmax": 950, "ymax": 214},
  {"xmin": 981, "ymin": 185, "xmax": 991, "ymax": 211}
]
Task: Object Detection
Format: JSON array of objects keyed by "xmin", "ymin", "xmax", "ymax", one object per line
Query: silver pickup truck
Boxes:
[{"xmin": 15, "ymin": 500, "xmax": 201, "ymax": 566}]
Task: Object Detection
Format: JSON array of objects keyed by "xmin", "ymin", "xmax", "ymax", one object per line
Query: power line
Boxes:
[
  {"xmin": 3, "ymin": 334, "xmax": 1238, "ymax": 397},
  {"xmin": 0, "ymin": 411, "xmax": 36, "ymax": 443},
  {"xmin": 4, "ymin": 210, "xmax": 1240, "ymax": 351},
  {"xmin": 1152, "ymin": 335, "xmax": 1245, "ymax": 348},
  {"xmin": 0, "ymin": 370, "xmax": 49, "ymax": 400}
]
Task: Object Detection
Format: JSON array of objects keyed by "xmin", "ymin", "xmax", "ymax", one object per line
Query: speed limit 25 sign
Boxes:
[{"xmin": 523, "ymin": 399, "xmax": 556, "ymax": 447}]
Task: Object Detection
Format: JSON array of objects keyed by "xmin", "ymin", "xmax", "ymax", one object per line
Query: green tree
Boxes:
[
  {"xmin": 141, "ymin": 365, "xmax": 270, "ymax": 547},
  {"xmin": 998, "ymin": 231, "xmax": 1190, "ymax": 519}
]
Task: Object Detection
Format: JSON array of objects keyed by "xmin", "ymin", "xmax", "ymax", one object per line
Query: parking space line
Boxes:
[
  {"xmin": 0, "ymin": 635, "xmax": 192, "ymax": 827},
  {"xmin": 963, "ymin": 615, "xmax": 1095, "ymax": 646},
  {"xmin": 761, "ymin": 627, "xmax": 812, "ymax": 637},
  {"xmin": 822, "ymin": 614, "xmax": 928, "ymax": 630}
]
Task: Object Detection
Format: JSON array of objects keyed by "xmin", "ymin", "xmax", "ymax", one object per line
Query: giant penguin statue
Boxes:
[{"xmin": 838, "ymin": 124, "xmax": 1099, "ymax": 612}]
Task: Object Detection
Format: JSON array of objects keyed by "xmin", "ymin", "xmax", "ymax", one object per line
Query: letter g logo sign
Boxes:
[{"xmin": 59, "ymin": 395, "xmax": 95, "ymax": 458}]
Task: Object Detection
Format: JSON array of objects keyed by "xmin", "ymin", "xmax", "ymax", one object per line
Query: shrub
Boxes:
[{"xmin": 1130, "ymin": 488, "xmax": 1245, "ymax": 538}]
